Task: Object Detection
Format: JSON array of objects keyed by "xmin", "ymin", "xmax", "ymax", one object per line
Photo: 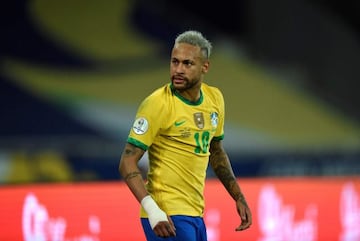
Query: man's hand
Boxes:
[
  {"xmin": 153, "ymin": 216, "xmax": 176, "ymax": 237},
  {"xmin": 235, "ymin": 196, "xmax": 252, "ymax": 231},
  {"xmin": 141, "ymin": 195, "xmax": 176, "ymax": 237}
]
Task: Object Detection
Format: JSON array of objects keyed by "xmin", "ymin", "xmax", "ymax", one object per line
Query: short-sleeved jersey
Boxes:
[{"xmin": 128, "ymin": 83, "xmax": 225, "ymax": 217}]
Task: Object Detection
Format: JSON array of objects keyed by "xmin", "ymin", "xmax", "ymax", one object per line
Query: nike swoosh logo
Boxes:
[{"xmin": 174, "ymin": 120, "xmax": 186, "ymax": 127}]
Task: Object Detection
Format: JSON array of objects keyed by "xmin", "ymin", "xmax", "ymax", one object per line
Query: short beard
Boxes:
[{"xmin": 171, "ymin": 77, "xmax": 199, "ymax": 91}]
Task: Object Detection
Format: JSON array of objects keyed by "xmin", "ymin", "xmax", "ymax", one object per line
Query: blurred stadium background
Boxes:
[{"xmin": 1, "ymin": 0, "xmax": 360, "ymax": 184}]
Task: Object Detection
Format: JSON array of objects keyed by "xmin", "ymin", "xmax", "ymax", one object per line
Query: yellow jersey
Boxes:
[{"xmin": 128, "ymin": 83, "xmax": 225, "ymax": 217}]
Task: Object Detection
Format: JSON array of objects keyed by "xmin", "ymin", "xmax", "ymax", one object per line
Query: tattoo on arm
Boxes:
[
  {"xmin": 210, "ymin": 141, "xmax": 245, "ymax": 204},
  {"xmin": 124, "ymin": 171, "xmax": 142, "ymax": 181},
  {"xmin": 119, "ymin": 144, "xmax": 145, "ymax": 181},
  {"xmin": 123, "ymin": 145, "xmax": 138, "ymax": 156},
  {"xmin": 237, "ymin": 193, "xmax": 249, "ymax": 207}
]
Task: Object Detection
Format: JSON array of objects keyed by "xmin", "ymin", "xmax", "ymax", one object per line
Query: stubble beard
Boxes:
[{"xmin": 171, "ymin": 76, "xmax": 200, "ymax": 92}]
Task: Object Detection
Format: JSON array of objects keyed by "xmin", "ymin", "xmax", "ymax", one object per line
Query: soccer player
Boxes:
[{"xmin": 119, "ymin": 30, "xmax": 252, "ymax": 240}]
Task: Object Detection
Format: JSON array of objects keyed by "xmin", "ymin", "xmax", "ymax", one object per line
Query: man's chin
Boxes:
[{"xmin": 172, "ymin": 82, "xmax": 186, "ymax": 90}]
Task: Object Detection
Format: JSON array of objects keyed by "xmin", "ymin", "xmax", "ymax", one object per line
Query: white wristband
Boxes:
[{"xmin": 141, "ymin": 195, "xmax": 168, "ymax": 229}]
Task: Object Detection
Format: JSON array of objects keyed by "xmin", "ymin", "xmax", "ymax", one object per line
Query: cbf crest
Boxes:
[
  {"xmin": 210, "ymin": 112, "xmax": 219, "ymax": 127},
  {"xmin": 193, "ymin": 112, "xmax": 204, "ymax": 129}
]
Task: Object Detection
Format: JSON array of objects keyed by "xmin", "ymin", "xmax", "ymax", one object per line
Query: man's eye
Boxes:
[{"xmin": 184, "ymin": 61, "xmax": 193, "ymax": 66}]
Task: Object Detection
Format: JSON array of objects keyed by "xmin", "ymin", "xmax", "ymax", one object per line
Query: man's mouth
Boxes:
[{"xmin": 173, "ymin": 76, "xmax": 186, "ymax": 84}]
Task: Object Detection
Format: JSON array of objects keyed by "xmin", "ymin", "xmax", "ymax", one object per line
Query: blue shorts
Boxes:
[{"xmin": 141, "ymin": 215, "xmax": 207, "ymax": 241}]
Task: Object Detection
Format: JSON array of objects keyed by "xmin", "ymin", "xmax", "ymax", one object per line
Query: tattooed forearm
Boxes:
[
  {"xmin": 119, "ymin": 143, "xmax": 145, "ymax": 179},
  {"xmin": 236, "ymin": 193, "xmax": 249, "ymax": 208},
  {"xmin": 212, "ymin": 163, "xmax": 240, "ymax": 201},
  {"xmin": 124, "ymin": 171, "xmax": 142, "ymax": 181},
  {"xmin": 209, "ymin": 141, "xmax": 243, "ymax": 202},
  {"xmin": 123, "ymin": 145, "xmax": 139, "ymax": 156}
]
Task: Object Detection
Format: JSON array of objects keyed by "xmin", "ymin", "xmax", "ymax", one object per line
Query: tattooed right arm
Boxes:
[
  {"xmin": 118, "ymin": 143, "xmax": 148, "ymax": 203},
  {"xmin": 124, "ymin": 171, "xmax": 142, "ymax": 181}
]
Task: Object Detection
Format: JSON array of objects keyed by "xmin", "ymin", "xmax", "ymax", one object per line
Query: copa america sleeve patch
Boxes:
[{"xmin": 132, "ymin": 117, "xmax": 149, "ymax": 135}]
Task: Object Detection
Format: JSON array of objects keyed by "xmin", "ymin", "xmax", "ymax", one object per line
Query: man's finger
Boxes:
[
  {"xmin": 166, "ymin": 223, "xmax": 176, "ymax": 236},
  {"xmin": 155, "ymin": 221, "xmax": 176, "ymax": 237},
  {"xmin": 168, "ymin": 216, "xmax": 176, "ymax": 231}
]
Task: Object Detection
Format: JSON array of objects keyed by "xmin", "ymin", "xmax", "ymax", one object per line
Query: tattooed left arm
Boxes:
[
  {"xmin": 209, "ymin": 139, "xmax": 242, "ymax": 201},
  {"xmin": 209, "ymin": 139, "xmax": 252, "ymax": 231}
]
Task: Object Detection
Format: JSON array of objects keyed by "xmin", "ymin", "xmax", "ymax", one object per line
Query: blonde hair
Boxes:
[{"xmin": 174, "ymin": 30, "xmax": 212, "ymax": 60}]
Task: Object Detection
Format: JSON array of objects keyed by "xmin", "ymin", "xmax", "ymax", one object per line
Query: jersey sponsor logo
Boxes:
[
  {"xmin": 193, "ymin": 112, "xmax": 204, "ymax": 129},
  {"xmin": 174, "ymin": 120, "xmax": 186, "ymax": 127},
  {"xmin": 132, "ymin": 117, "xmax": 148, "ymax": 135},
  {"xmin": 210, "ymin": 112, "xmax": 219, "ymax": 127}
]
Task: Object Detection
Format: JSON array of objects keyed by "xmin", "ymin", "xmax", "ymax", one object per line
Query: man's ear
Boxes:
[{"xmin": 202, "ymin": 61, "xmax": 210, "ymax": 73}]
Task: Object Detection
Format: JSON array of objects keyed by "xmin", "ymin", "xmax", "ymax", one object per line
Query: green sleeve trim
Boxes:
[
  {"xmin": 213, "ymin": 134, "xmax": 224, "ymax": 141},
  {"xmin": 127, "ymin": 137, "xmax": 148, "ymax": 151}
]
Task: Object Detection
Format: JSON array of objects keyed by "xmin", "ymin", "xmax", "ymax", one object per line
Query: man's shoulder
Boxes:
[
  {"xmin": 142, "ymin": 83, "xmax": 172, "ymax": 105},
  {"xmin": 148, "ymin": 83, "xmax": 172, "ymax": 97},
  {"xmin": 202, "ymin": 82, "xmax": 223, "ymax": 97}
]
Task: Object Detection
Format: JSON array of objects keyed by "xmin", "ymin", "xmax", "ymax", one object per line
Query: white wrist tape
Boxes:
[{"xmin": 141, "ymin": 195, "xmax": 168, "ymax": 229}]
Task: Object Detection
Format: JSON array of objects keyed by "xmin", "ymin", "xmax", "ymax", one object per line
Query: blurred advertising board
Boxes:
[{"xmin": 0, "ymin": 178, "xmax": 359, "ymax": 241}]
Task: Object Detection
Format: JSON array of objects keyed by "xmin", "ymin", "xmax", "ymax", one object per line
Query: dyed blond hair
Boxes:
[{"xmin": 174, "ymin": 30, "xmax": 212, "ymax": 60}]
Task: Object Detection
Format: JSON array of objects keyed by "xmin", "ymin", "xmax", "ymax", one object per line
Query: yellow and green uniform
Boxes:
[{"xmin": 128, "ymin": 83, "xmax": 225, "ymax": 217}]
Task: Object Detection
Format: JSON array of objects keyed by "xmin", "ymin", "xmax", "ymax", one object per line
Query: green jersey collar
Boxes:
[{"xmin": 170, "ymin": 83, "xmax": 203, "ymax": 106}]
